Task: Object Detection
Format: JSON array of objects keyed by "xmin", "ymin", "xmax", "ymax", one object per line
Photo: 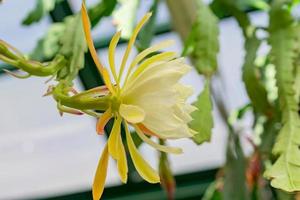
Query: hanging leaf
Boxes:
[
  {"xmin": 190, "ymin": 80, "xmax": 214, "ymax": 144},
  {"xmin": 113, "ymin": 0, "xmax": 139, "ymax": 39},
  {"xmin": 223, "ymin": 133, "xmax": 249, "ymax": 200},
  {"xmin": 30, "ymin": 23, "xmax": 65, "ymax": 61},
  {"xmin": 264, "ymin": 0, "xmax": 300, "ymax": 192},
  {"xmin": 56, "ymin": 14, "xmax": 87, "ymax": 82},
  {"xmin": 211, "ymin": 0, "xmax": 253, "ymax": 37},
  {"xmin": 22, "ymin": 0, "xmax": 63, "ymax": 25},
  {"xmin": 242, "ymin": 34, "xmax": 272, "ymax": 115},
  {"xmin": 88, "ymin": 0, "xmax": 117, "ymax": 27},
  {"xmin": 183, "ymin": 0, "xmax": 219, "ymax": 77}
]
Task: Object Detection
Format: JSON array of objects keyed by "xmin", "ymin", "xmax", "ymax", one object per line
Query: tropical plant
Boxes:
[{"xmin": 0, "ymin": 0, "xmax": 299, "ymax": 199}]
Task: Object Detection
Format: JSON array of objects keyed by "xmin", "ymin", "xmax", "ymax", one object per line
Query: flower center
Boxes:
[{"xmin": 110, "ymin": 95, "xmax": 121, "ymax": 114}]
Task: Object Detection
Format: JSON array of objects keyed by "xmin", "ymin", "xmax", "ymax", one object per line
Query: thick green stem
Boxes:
[{"xmin": 52, "ymin": 83, "xmax": 111, "ymax": 111}]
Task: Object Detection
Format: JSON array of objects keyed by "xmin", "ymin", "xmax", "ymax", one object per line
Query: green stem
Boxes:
[
  {"xmin": 0, "ymin": 42, "xmax": 21, "ymax": 60},
  {"xmin": 0, "ymin": 41, "xmax": 66, "ymax": 77},
  {"xmin": 18, "ymin": 55, "xmax": 65, "ymax": 76},
  {"xmin": 52, "ymin": 83, "xmax": 111, "ymax": 111}
]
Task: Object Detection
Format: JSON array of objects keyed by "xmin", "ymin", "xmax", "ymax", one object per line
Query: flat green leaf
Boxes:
[
  {"xmin": 56, "ymin": 14, "xmax": 87, "ymax": 82},
  {"xmin": 242, "ymin": 34, "xmax": 272, "ymax": 115},
  {"xmin": 30, "ymin": 23, "xmax": 65, "ymax": 61},
  {"xmin": 113, "ymin": 0, "xmax": 139, "ymax": 39},
  {"xmin": 223, "ymin": 133, "xmax": 249, "ymax": 200},
  {"xmin": 190, "ymin": 81, "xmax": 214, "ymax": 144},
  {"xmin": 264, "ymin": 0, "xmax": 300, "ymax": 192},
  {"xmin": 184, "ymin": 0, "xmax": 219, "ymax": 77},
  {"xmin": 88, "ymin": 0, "xmax": 117, "ymax": 27},
  {"xmin": 22, "ymin": 0, "xmax": 63, "ymax": 25}
]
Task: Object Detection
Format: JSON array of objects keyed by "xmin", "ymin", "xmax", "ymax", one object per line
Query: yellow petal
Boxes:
[
  {"xmin": 116, "ymin": 130, "xmax": 128, "ymax": 183},
  {"xmin": 96, "ymin": 109, "xmax": 112, "ymax": 134},
  {"xmin": 93, "ymin": 144, "xmax": 109, "ymax": 200},
  {"xmin": 134, "ymin": 125, "xmax": 183, "ymax": 154},
  {"xmin": 124, "ymin": 122, "xmax": 160, "ymax": 183},
  {"xmin": 103, "ymin": 68, "xmax": 116, "ymax": 95},
  {"xmin": 118, "ymin": 12, "xmax": 152, "ymax": 83},
  {"xmin": 108, "ymin": 116, "xmax": 122, "ymax": 160},
  {"xmin": 108, "ymin": 31, "xmax": 121, "ymax": 84},
  {"xmin": 130, "ymin": 51, "xmax": 177, "ymax": 80},
  {"xmin": 81, "ymin": 3, "xmax": 104, "ymax": 74},
  {"xmin": 119, "ymin": 104, "xmax": 145, "ymax": 124},
  {"xmin": 125, "ymin": 40, "xmax": 175, "ymax": 81},
  {"xmin": 81, "ymin": 3, "xmax": 115, "ymax": 95},
  {"xmin": 107, "ymin": 116, "xmax": 128, "ymax": 183}
]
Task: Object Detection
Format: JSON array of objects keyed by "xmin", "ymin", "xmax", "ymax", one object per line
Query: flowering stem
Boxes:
[
  {"xmin": 0, "ymin": 41, "xmax": 66, "ymax": 77},
  {"xmin": 159, "ymin": 139, "xmax": 176, "ymax": 200}
]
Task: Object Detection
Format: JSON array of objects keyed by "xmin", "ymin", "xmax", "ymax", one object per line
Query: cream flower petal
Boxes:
[
  {"xmin": 119, "ymin": 104, "xmax": 145, "ymax": 123},
  {"xmin": 174, "ymin": 84, "xmax": 194, "ymax": 100},
  {"xmin": 120, "ymin": 57, "xmax": 194, "ymax": 139},
  {"xmin": 122, "ymin": 58, "xmax": 190, "ymax": 98}
]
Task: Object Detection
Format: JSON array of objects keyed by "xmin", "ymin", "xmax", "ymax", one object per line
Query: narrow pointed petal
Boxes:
[
  {"xmin": 93, "ymin": 144, "xmax": 109, "ymax": 200},
  {"xmin": 116, "ymin": 130, "xmax": 128, "ymax": 183},
  {"xmin": 96, "ymin": 109, "xmax": 112, "ymax": 135},
  {"xmin": 118, "ymin": 12, "xmax": 152, "ymax": 82},
  {"xmin": 135, "ymin": 125, "xmax": 183, "ymax": 154},
  {"xmin": 119, "ymin": 104, "xmax": 145, "ymax": 124},
  {"xmin": 81, "ymin": 3, "xmax": 104, "ymax": 74},
  {"xmin": 131, "ymin": 51, "xmax": 177, "ymax": 79},
  {"xmin": 125, "ymin": 122, "xmax": 160, "ymax": 183},
  {"xmin": 107, "ymin": 117, "xmax": 128, "ymax": 183},
  {"xmin": 126, "ymin": 40, "xmax": 175, "ymax": 79},
  {"xmin": 108, "ymin": 117, "xmax": 122, "ymax": 159},
  {"xmin": 108, "ymin": 31, "xmax": 121, "ymax": 84},
  {"xmin": 81, "ymin": 3, "xmax": 115, "ymax": 94},
  {"xmin": 103, "ymin": 68, "xmax": 116, "ymax": 95}
]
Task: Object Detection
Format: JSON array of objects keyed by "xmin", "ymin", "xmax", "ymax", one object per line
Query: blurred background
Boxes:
[{"xmin": 0, "ymin": 0, "xmax": 266, "ymax": 199}]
